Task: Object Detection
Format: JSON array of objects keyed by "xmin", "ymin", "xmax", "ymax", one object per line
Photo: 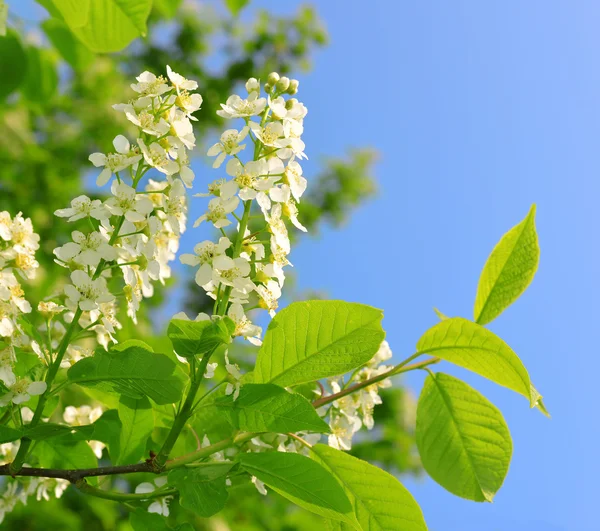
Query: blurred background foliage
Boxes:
[{"xmin": 0, "ymin": 1, "xmax": 422, "ymax": 529}]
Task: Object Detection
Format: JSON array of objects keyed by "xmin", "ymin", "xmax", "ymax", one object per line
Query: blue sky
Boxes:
[{"xmin": 11, "ymin": 1, "xmax": 599, "ymax": 530}]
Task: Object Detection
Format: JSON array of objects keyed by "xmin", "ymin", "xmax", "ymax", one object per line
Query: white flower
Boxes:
[
  {"xmin": 252, "ymin": 476, "xmax": 268, "ymax": 496},
  {"xmin": 5, "ymin": 213, "xmax": 40, "ymax": 254},
  {"xmin": 223, "ymin": 158, "xmax": 281, "ymax": 201},
  {"xmin": 212, "ymin": 257, "xmax": 255, "ymax": 294},
  {"xmin": 166, "ymin": 108, "xmax": 196, "ymax": 150},
  {"xmin": 0, "ymin": 379, "xmax": 47, "ymax": 406},
  {"xmin": 217, "ymin": 93, "xmax": 267, "ymax": 119},
  {"xmin": 63, "ymin": 405, "xmax": 103, "ymax": 426},
  {"xmin": 270, "ymin": 185, "xmax": 307, "ymax": 232},
  {"xmin": 135, "ymin": 477, "xmax": 172, "ymax": 516},
  {"xmin": 0, "ymin": 347, "xmax": 16, "ymax": 386},
  {"xmin": 37, "ymin": 301, "xmax": 66, "ymax": 316},
  {"xmin": 105, "ymin": 181, "xmax": 154, "ymax": 222},
  {"xmin": 328, "ymin": 413, "xmax": 361, "ymax": 451},
  {"xmin": 0, "ymin": 212, "xmax": 12, "ymax": 241},
  {"xmin": 249, "ymin": 121, "xmax": 289, "ymax": 150},
  {"xmin": 54, "ymin": 231, "xmax": 116, "ymax": 267},
  {"xmin": 166, "ymin": 65, "xmax": 198, "ymax": 92},
  {"xmin": 180, "ymin": 237, "xmax": 233, "ymax": 286},
  {"xmin": 125, "ymin": 107, "xmax": 170, "ymax": 137},
  {"xmin": 204, "ymin": 362, "xmax": 218, "ymax": 379},
  {"xmin": 255, "ymin": 280, "xmax": 282, "ymax": 317},
  {"xmin": 162, "ymin": 179, "xmax": 188, "ymax": 236},
  {"xmin": 88, "ymin": 135, "xmax": 141, "ymax": 186},
  {"xmin": 207, "ymin": 127, "xmax": 249, "ymax": 168},
  {"xmin": 64, "ymin": 270, "xmax": 114, "ymax": 312},
  {"xmin": 285, "ymin": 160, "xmax": 307, "ymax": 201},
  {"xmin": 131, "ymin": 71, "xmax": 170, "ymax": 97},
  {"xmin": 55, "ymin": 195, "xmax": 109, "ymax": 222},
  {"xmin": 193, "ymin": 196, "xmax": 239, "ymax": 229},
  {"xmin": 266, "ymin": 203, "xmax": 291, "ymax": 254},
  {"xmin": 228, "ymin": 303, "xmax": 262, "ymax": 346},
  {"xmin": 138, "ymin": 139, "xmax": 179, "ymax": 175},
  {"xmin": 172, "ymin": 146, "xmax": 195, "ymax": 188}
]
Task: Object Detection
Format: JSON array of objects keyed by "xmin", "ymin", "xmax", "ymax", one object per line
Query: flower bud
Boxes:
[
  {"xmin": 267, "ymin": 72, "xmax": 280, "ymax": 85},
  {"xmin": 286, "ymin": 98, "xmax": 298, "ymax": 110},
  {"xmin": 287, "ymin": 79, "xmax": 299, "ymax": 95},
  {"xmin": 245, "ymin": 77, "xmax": 259, "ymax": 93},
  {"xmin": 276, "ymin": 76, "xmax": 290, "ymax": 92},
  {"xmin": 264, "ymin": 83, "xmax": 272, "ymax": 93}
]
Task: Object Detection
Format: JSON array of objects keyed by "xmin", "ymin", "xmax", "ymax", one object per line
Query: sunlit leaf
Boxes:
[
  {"xmin": 474, "ymin": 205, "xmax": 540, "ymax": 325},
  {"xmin": 255, "ymin": 300, "xmax": 385, "ymax": 387},
  {"xmin": 416, "ymin": 372, "xmax": 512, "ymax": 502}
]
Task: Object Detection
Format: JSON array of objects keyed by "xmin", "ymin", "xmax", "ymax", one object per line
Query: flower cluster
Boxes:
[
  {"xmin": 183, "ymin": 72, "xmax": 307, "ymax": 359},
  {"xmin": 51, "ymin": 66, "xmax": 200, "ymax": 354},
  {"xmin": 326, "ymin": 341, "xmax": 393, "ymax": 450},
  {"xmin": 0, "ymin": 212, "xmax": 47, "ymax": 402}
]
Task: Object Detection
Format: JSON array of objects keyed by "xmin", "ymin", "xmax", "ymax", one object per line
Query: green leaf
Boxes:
[
  {"xmin": 21, "ymin": 46, "xmax": 58, "ymax": 103},
  {"xmin": 214, "ymin": 383, "xmax": 330, "ymax": 434},
  {"xmin": 0, "ymin": 425, "xmax": 22, "ymax": 444},
  {"xmin": 24, "ymin": 423, "xmax": 94, "ymax": 442},
  {"xmin": 130, "ymin": 508, "xmax": 171, "ymax": 531},
  {"xmin": 41, "ymin": 18, "xmax": 94, "ymax": 70},
  {"xmin": 255, "ymin": 301, "xmax": 385, "ymax": 387},
  {"xmin": 153, "ymin": 0, "xmax": 182, "ymax": 19},
  {"xmin": 50, "ymin": 0, "xmax": 153, "ymax": 53},
  {"xmin": 168, "ymin": 463, "xmax": 233, "ymax": 518},
  {"xmin": 89, "ymin": 409, "xmax": 121, "ymax": 460},
  {"xmin": 474, "ymin": 205, "xmax": 540, "ymax": 325},
  {"xmin": 311, "ymin": 444, "xmax": 428, "ymax": 531},
  {"xmin": 416, "ymin": 317, "xmax": 543, "ymax": 409},
  {"xmin": 224, "ymin": 0, "xmax": 249, "ymax": 16},
  {"xmin": 37, "ymin": 440, "xmax": 98, "ymax": 483},
  {"xmin": 0, "ymin": 31, "xmax": 28, "ymax": 100},
  {"xmin": 416, "ymin": 372, "xmax": 512, "ymax": 502},
  {"xmin": 167, "ymin": 318, "xmax": 232, "ymax": 359},
  {"xmin": 67, "ymin": 346, "xmax": 185, "ymax": 405},
  {"xmin": 238, "ymin": 451, "xmax": 358, "ymax": 528},
  {"xmin": 117, "ymin": 395, "xmax": 153, "ymax": 464}
]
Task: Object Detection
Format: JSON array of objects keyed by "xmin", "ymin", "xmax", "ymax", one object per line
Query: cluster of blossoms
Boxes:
[
  {"xmin": 0, "ymin": 67, "xmax": 202, "ymax": 517},
  {"xmin": 51, "ymin": 66, "xmax": 200, "ymax": 355},
  {"xmin": 182, "ymin": 72, "xmax": 307, "ymax": 356},
  {"xmin": 0, "ymin": 212, "xmax": 47, "ymax": 405},
  {"xmin": 326, "ymin": 341, "xmax": 393, "ymax": 450}
]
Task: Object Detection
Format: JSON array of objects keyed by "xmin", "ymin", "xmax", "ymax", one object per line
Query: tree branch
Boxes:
[{"xmin": 312, "ymin": 356, "xmax": 441, "ymax": 408}]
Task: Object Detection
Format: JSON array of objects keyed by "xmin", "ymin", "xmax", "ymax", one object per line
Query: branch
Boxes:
[
  {"xmin": 312, "ymin": 356, "xmax": 441, "ymax": 409},
  {"xmin": 0, "ymin": 461, "xmax": 154, "ymax": 482}
]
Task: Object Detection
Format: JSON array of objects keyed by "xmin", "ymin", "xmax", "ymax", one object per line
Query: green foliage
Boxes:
[
  {"xmin": 129, "ymin": 508, "xmax": 171, "ymax": 531},
  {"xmin": 224, "ymin": 0, "xmax": 249, "ymax": 17},
  {"xmin": 167, "ymin": 318, "xmax": 233, "ymax": 359},
  {"xmin": 474, "ymin": 205, "xmax": 540, "ymax": 325},
  {"xmin": 255, "ymin": 301, "xmax": 385, "ymax": 387},
  {"xmin": 44, "ymin": 0, "xmax": 153, "ymax": 52},
  {"xmin": 67, "ymin": 345, "xmax": 185, "ymax": 404},
  {"xmin": 41, "ymin": 18, "xmax": 94, "ymax": 70},
  {"xmin": 311, "ymin": 444, "xmax": 428, "ymax": 531},
  {"xmin": 21, "ymin": 46, "xmax": 58, "ymax": 103},
  {"xmin": 0, "ymin": 425, "xmax": 22, "ymax": 443},
  {"xmin": 0, "ymin": 31, "xmax": 27, "ymax": 100},
  {"xmin": 37, "ymin": 439, "xmax": 97, "ymax": 471},
  {"xmin": 168, "ymin": 463, "xmax": 233, "ymax": 518},
  {"xmin": 416, "ymin": 372, "xmax": 512, "ymax": 502},
  {"xmin": 416, "ymin": 317, "xmax": 543, "ymax": 409},
  {"xmin": 238, "ymin": 451, "xmax": 359, "ymax": 528},
  {"xmin": 116, "ymin": 396, "xmax": 153, "ymax": 464},
  {"xmin": 215, "ymin": 383, "xmax": 330, "ymax": 434}
]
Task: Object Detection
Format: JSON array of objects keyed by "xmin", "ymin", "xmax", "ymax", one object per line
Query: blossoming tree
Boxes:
[{"xmin": 0, "ymin": 66, "xmax": 546, "ymax": 529}]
